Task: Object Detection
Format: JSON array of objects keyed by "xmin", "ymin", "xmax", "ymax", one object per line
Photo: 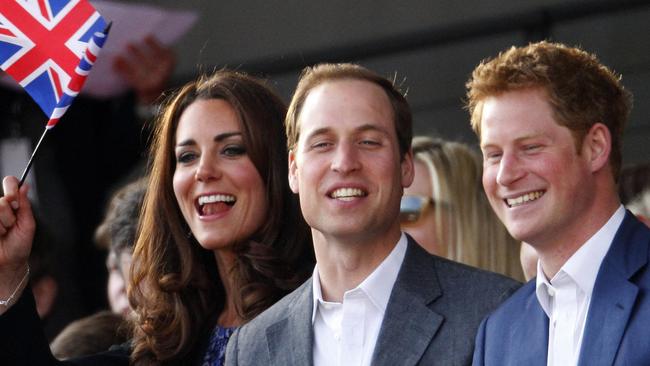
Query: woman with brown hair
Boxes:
[{"xmin": 0, "ymin": 70, "xmax": 313, "ymax": 365}]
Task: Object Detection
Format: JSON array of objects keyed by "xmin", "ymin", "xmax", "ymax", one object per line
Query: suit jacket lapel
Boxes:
[
  {"xmin": 578, "ymin": 212, "xmax": 647, "ymax": 366},
  {"xmin": 266, "ymin": 279, "xmax": 314, "ymax": 366},
  {"xmin": 512, "ymin": 290, "xmax": 549, "ymax": 366},
  {"xmin": 371, "ymin": 239, "xmax": 444, "ymax": 366}
]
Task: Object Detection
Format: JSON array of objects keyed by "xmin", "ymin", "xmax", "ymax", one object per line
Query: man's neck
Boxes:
[
  {"xmin": 313, "ymin": 228, "xmax": 402, "ymax": 302},
  {"xmin": 538, "ymin": 199, "xmax": 621, "ymax": 279}
]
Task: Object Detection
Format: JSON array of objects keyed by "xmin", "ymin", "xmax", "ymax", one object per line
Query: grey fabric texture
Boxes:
[{"xmin": 226, "ymin": 237, "xmax": 520, "ymax": 366}]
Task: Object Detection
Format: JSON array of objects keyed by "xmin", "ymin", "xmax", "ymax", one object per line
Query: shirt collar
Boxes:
[
  {"xmin": 536, "ymin": 205, "xmax": 625, "ymax": 315},
  {"xmin": 535, "ymin": 260, "xmax": 554, "ymax": 316},
  {"xmin": 311, "ymin": 233, "xmax": 408, "ymax": 323}
]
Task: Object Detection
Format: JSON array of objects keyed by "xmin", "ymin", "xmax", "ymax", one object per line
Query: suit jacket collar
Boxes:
[
  {"xmin": 263, "ymin": 237, "xmax": 412, "ymax": 366},
  {"xmin": 509, "ymin": 283, "xmax": 550, "ymax": 366},
  {"xmin": 511, "ymin": 211, "xmax": 649, "ymax": 366},
  {"xmin": 578, "ymin": 211, "xmax": 649, "ymax": 366},
  {"xmin": 371, "ymin": 237, "xmax": 444, "ymax": 366},
  {"xmin": 265, "ymin": 278, "xmax": 314, "ymax": 366},
  {"xmin": 261, "ymin": 236, "xmax": 462, "ymax": 366}
]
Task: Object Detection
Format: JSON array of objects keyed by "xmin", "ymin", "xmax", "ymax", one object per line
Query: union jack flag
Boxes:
[{"xmin": 0, "ymin": 0, "xmax": 107, "ymax": 128}]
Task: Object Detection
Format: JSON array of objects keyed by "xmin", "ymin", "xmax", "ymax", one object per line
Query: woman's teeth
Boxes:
[
  {"xmin": 198, "ymin": 194, "xmax": 236, "ymax": 215},
  {"xmin": 198, "ymin": 194, "xmax": 235, "ymax": 205}
]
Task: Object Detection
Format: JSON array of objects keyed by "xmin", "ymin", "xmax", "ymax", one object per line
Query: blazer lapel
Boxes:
[
  {"xmin": 266, "ymin": 279, "xmax": 315, "ymax": 366},
  {"xmin": 512, "ymin": 290, "xmax": 549, "ymax": 366},
  {"xmin": 371, "ymin": 240, "xmax": 444, "ymax": 366},
  {"xmin": 578, "ymin": 212, "xmax": 647, "ymax": 366}
]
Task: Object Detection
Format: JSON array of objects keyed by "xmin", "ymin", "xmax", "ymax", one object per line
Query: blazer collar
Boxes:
[
  {"xmin": 511, "ymin": 283, "xmax": 550, "ymax": 366},
  {"xmin": 266, "ymin": 278, "xmax": 315, "ymax": 366},
  {"xmin": 578, "ymin": 211, "xmax": 649, "ymax": 366},
  {"xmin": 371, "ymin": 237, "xmax": 444, "ymax": 366}
]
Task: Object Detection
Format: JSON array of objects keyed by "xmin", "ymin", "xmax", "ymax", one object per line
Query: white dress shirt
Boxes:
[
  {"xmin": 536, "ymin": 205, "xmax": 625, "ymax": 366},
  {"xmin": 311, "ymin": 233, "xmax": 407, "ymax": 366}
]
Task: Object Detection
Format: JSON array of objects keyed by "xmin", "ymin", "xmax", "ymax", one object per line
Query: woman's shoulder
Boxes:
[{"xmin": 201, "ymin": 325, "xmax": 236, "ymax": 366}]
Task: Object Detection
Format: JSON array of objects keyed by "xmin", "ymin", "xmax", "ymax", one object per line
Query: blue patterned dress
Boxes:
[{"xmin": 201, "ymin": 325, "xmax": 236, "ymax": 366}]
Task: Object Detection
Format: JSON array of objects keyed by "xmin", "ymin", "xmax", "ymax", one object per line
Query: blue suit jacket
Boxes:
[{"xmin": 473, "ymin": 211, "xmax": 650, "ymax": 366}]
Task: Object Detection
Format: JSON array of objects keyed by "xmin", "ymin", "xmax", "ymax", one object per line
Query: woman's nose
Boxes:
[{"xmin": 195, "ymin": 155, "xmax": 221, "ymax": 182}]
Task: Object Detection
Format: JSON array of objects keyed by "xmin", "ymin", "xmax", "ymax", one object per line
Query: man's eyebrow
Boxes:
[
  {"xmin": 480, "ymin": 132, "xmax": 545, "ymax": 149},
  {"xmin": 303, "ymin": 123, "xmax": 388, "ymax": 140},
  {"xmin": 355, "ymin": 123, "xmax": 389, "ymax": 135},
  {"xmin": 303, "ymin": 127, "xmax": 332, "ymax": 141}
]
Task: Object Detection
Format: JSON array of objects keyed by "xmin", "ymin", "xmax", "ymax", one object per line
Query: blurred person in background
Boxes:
[
  {"xmin": 518, "ymin": 242, "xmax": 538, "ymax": 281},
  {"xmin": 94, "ymin": 178, "xmax": 147, "ymax": 317},
  {"xmin": 401, "ymin": 136, "xmax": 523, "ymax": 280},
  {"xmin": 628, "ymin": 188, "xmax": 650, "ymax": 226},
  {"xmin": 618, "ymin": 162, "xmax": 650, "ymax": 205},
  {"xmin": 50, "ymin": 311, "xmax": 128, "ymax": 360}
]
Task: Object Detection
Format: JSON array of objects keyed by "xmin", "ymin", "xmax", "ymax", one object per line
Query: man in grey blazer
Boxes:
[{"xmin": 225, "ymin": 63, "xmax": 520, "ymax": 366}]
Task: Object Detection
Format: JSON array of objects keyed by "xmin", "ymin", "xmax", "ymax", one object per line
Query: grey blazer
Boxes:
[{"xmin": 225, "ymin": 237, "xmax": 520, "ymax": 366}]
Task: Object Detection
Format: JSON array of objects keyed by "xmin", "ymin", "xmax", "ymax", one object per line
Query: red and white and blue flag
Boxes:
[{"xmin": 0, "ymin": 0, "xmax": 109, "ymax": 128}]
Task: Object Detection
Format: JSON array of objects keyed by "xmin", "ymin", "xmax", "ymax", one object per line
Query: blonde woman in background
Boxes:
[
  {"xmin": 628, "ymin": 188, "xmax": 650, "ymax": 227},
  {"xmin": 401, "ymin": 136, "xmax": 524, "ymax": 281}
]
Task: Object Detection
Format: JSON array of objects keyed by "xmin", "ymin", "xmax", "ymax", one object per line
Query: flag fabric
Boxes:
[
  {"xmin": 46, "ymin": 25, "xmax": 108, "ymax": 128},
  {"xmin": 0, "ymin": 0, "xmax": 107, "ymax": 127}
]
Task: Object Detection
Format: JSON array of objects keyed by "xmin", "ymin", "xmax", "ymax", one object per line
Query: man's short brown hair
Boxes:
[
  {"xmin": 466, "ymin": 41, "xmax": 632, "ymax": 179},
  {"xmin": 286, "ymin": 63, "xmax": 412, "ymax": 159}
]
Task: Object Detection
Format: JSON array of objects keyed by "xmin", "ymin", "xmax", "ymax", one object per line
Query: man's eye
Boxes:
[
  {"xmin": 360, "ymin": 140, "xmax": 380, "ymax": 146},
  {"xmin": 312, "ymin": 141, "xmax": 332, "ymax": 149},
  {"xmin": 524, "ymin": 144, "xmax": 541, "ymax": 152},
  {"xmin": 484, "ymin": 152, "xmax": 502, "ymax": 162}
]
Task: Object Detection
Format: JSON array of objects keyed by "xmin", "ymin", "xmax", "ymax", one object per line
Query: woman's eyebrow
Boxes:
[{"xmin": 176, "ymin": 131, "xmax": 242, "ymax": 147}]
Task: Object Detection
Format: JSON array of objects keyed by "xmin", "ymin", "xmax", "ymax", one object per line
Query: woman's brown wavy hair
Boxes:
[{"xmin": 129, "ymin": 70, "xmax": 313, "ymax": 364}]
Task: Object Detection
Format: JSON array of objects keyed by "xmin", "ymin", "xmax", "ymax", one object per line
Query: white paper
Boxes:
[
  {"xmin": 0, "ymin": 1, "xmax": 198, "ymax": 98},
  {"xmin": 83, "ymin": 0, "xmax": 198, "ymax": 97}
]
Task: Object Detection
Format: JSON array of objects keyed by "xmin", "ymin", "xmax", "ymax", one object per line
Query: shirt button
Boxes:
[{"xmin": 547, "ymin": 287, "xmax": 555, "ymax": 297}]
